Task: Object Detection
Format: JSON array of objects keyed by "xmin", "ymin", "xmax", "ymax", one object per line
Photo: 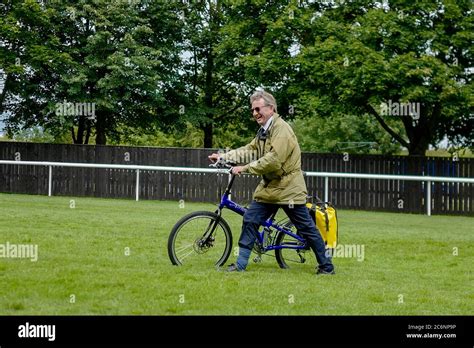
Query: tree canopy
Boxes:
[{"xmin": 0, "ymin": 0, "xmax": 472, "ymax": 155}]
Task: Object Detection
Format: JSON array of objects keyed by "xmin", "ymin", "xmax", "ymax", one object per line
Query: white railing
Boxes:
[{"xmin": 0, "ymin": 160, "xmax": 473, "ymax": 216}]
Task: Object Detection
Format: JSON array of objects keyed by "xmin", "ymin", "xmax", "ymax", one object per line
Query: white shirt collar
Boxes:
[{"xmin": 262, "ymin": 116, "xmax": 274, "ymax": 132}]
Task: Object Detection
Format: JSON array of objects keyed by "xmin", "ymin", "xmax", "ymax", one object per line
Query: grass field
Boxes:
[{"xmin": 0, "ymin": 193, "xmax": 472, "ymax": 315}]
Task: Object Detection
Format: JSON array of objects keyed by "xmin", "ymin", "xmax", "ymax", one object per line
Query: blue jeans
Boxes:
[{"xmin": 236, "ymin": 201, "xmax": 334, "ymax": 272}]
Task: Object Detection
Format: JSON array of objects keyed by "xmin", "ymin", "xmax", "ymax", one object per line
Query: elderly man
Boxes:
[{"xmin": 208, "ymin": 90, "xmax": 334, "ymax": 275}]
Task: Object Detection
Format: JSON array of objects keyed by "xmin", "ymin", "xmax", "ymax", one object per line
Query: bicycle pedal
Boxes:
[{"xmin": 253, "ymin": 256, "xmax": 262, "ymax": 263}]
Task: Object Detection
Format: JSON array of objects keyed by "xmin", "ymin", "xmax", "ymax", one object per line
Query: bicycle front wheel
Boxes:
[
  {"xmin": 274, "ymin": 221, "xmax": 316, "ymax": 270},
  {"xmin": 168, "ymin": 211, "xmax": 233, "ymax": 267}
]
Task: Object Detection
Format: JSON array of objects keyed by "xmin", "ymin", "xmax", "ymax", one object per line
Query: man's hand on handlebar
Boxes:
[
  {"xmin": 231, "ymin": 166, "xmax": 244, "ymax": 176},
  {"xmin": 208, "ymin": 153, "xmax": 220, "ymax": 163},
  {"xmin": 208, "ymin": 154, "xmax": 241, "ymax": 173}
]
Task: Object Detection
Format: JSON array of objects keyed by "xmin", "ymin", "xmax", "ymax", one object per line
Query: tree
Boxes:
[
  {"xmin": 215, "ymin": 0, "xmax": 306, "ymax": 124},
  {"xmin": 0, "ymin": 0, "xmax": 181, "ymax": 145},
  {"xmin": 2, "ymin": 0, "xmax": 471, "ymax": 152},
  {"xmin": 213, "ymin": 0, "xmax": 473, "ymax": 155},
  {"xmin": 292, "ymin": 0, "xmax": 473, "ymax": 156},
  {"xmin": 0, "ymin": 0, "xmax": 70, "ymax": 137},
  {"xmin": 170, "ymin": 0, "xmax": 260, "ymax": 148}
]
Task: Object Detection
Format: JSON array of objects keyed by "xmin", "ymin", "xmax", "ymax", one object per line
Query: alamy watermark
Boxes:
[
  {"xmin": 218, "ymin": 147, "xmax": 258, "ymax": 164},
  {"xmin": 325, "ymin": 244, "xmax": 365, "ymax": 262},
  {"xmin": 55, "ymin": 100, "xmax": 96, "ymax": 120},
  {"xmin": 0, "ymin": 242, "xmax": 38, "ymax": 262},
  {"xmin": 380, "ymin": 100, "xmax": 420, "ymax": 120},
  {"xmin": 18, "ymin": 322, "xmax": 55, "ymax": 342}
]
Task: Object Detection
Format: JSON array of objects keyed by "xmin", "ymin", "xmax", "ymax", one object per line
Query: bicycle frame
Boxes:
[{"xmin": 215, "ymin": 172, "xmax": 307, "ymax": 252}]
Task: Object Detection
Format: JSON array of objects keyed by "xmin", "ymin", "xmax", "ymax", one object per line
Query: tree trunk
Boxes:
[
  {"xmin": 402, "ymin": 114, "xmax": 432, "ymax": 213},
  {"xmin": 403, "ymin": 155, "xmax": 425, "ymax": 213},
  {"xmin": 95, "ymin": 113, "xmax": 107, "ymax": 145},
  {"xmin": 201, "ymin": 2, "xmax": 220, "ymax": 148},
  {"xmin": 202, "ymin": 49, "xmax": 214, "ymax": 148},
  {"xmin": 408, "ymin": 139, "xmax": 430, "ymax": 156},
  {"xmin": 71, "ymin": 119, "xmax": 92, "ymax": 145},
  {"xmin": 75, "ymin": 117, "xmax": 85, "ymax": 144},
  {"xmin": 203, "ymin": 123, "xmax": 213, "ymax": 148},
  {"xmin": 403, "ymin": 109, "xmax": 432, "ymax": 156},
  {"xmin": 368, "ymin": 103, "xmax": 434, "ymax": 157},
  {"xmin": 71, "ymin": 126, "xmax": 77, "ymax": 144},
  {"xmin": 84, "ymin": 123, "xmax": 91, "ymax": 145}
]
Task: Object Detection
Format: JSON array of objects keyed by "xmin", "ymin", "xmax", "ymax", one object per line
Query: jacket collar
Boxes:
[
  {"xmin": 262, "ymin": 116, "xmax": 274, "ymax": 131},
  {"xmin": 267, "ymin": 113, "xmax": 280, "ymax": 132},
  {"xmin": 256, "ymin": 113, "xmax": 279, "ymax": 141}
]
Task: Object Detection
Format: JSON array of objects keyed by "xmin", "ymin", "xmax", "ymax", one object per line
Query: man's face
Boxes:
[{"xmin": 251, "ymin": 98, "xmax": 273, "ymax": 126}]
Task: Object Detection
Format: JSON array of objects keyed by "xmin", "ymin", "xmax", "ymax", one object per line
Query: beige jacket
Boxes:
[{"xmin": 222, "ymin": 113, "xmax": 307, "ymax": 204}]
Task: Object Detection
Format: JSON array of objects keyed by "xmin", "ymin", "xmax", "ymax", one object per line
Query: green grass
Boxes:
[{"xmin": 0, "ymin": 193, "xmax": 472, "ymax": 315}]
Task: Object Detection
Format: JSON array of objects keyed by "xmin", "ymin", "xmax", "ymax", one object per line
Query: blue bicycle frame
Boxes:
[{"xmin": 216, "ymin": 173, "xmax": 307, "ymax": 252}]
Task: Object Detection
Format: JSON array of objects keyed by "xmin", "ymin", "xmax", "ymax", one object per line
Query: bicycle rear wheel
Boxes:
[
  {"xmin": 274, "ymin": 221, "xmax": 316, "ymax": 270},
  {"xmin": 168, "ymin": 211, "xmax": 233, "ymax": 267}
]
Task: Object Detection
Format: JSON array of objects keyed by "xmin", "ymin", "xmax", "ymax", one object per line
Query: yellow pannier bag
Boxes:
[{"xmin": 306, "ymin": 197, "xmax": 338, "ymax": 249}]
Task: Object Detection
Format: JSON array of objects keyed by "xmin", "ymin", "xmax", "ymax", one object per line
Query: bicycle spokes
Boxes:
[
  {"xmin": 175, "ymin": 243, "xmax": 196, "ymax": 261},
  {"xmin": 275, "ymin": 231, "xmax": 316, "ymax": 269},
  {"xmin": 168, "ymin": 212, "xmax": 232, "ymax": 267}
]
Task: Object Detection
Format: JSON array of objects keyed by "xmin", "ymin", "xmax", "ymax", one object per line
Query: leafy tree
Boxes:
[
  {"xmin": 0, "ymin": 0, "xmax": 181, "ymax": 145},
  {"xmin": 292, "ymin": 0, "xmax": 473, "ymax": 156},
  {"xmin": 0, "ymin": 0, "xmax": 70, "ymax": 136},
  {"xmin": 215, "ymin": 0, "xmax": 306, "ymax": 124},
  {"xmin": 1, "ymin": 0, "xmax": 472, "ymax": 153},
  {"xmin": 214, "ymin": 0, "xmax": 473, "ymax": 155},
  {"xmin": 169, "ymin": 0, "xmax": 260, "ymax": 148}
]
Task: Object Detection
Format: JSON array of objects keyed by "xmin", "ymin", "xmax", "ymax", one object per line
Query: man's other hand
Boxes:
[
  {"xmin": 232, "ymin": 166, "xmax": 244, "ymax": 175},
  {"xmin": 208, "ymin": 153, "xmax": 220, "ymax": 162}
]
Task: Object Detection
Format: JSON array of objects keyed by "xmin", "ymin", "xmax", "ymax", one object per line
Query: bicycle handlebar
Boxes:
[{"xmin": 209, "ymin": 159, "xmax": 236, "ymax": 170}]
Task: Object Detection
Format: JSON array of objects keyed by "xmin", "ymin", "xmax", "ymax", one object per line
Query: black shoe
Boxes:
[
  {"xmin": 316, "ymin": 268, "xmax": 335, "ymax": 275},
  {"xmin": 225, "ymin": 263, "xmax": 243, "ymax": 272}
]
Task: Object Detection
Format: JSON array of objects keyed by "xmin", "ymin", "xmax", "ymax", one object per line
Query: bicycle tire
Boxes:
[
  {"xmin": 274, "ymin": 221, "xmax": 315, "ymax": 270},
  {"xmin": 168, "ymin": 211, "xmax": 233, "ymax": 267}
]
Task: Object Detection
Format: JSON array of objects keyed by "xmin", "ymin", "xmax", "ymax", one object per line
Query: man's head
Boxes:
[{"xmin": 250, "ymin": 90, "xmax": 277, "ymax": 126}]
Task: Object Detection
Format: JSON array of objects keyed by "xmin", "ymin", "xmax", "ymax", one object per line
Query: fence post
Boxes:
[
  {"xmin": 48, "ymin": 165, "xmax": 52, "ymax": 197},
  {"xmin": 427, "ymin": 180, "xmax": 431, "ymax": 216},
  {"xmin": 135, "ymin": 169, "xmax": 140, "ymax": 201},
  {"xmin": 324, "ymin": 176, "xmax": 329, "ymax": 202}
]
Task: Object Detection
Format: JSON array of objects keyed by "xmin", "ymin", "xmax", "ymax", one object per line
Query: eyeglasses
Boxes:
[{"xmin": 251, "ymin": 105, "xmax": 268, "ymax": 113}]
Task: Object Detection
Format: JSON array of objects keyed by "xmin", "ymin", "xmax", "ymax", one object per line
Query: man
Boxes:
[{"xmin": 208, "ymin": 90, "xmax": 334, "ymax": 275}]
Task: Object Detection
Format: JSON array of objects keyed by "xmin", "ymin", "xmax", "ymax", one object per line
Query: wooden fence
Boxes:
[{"xmin": 0, "ymin": 142, "xmax": 472, "ymax": 215}]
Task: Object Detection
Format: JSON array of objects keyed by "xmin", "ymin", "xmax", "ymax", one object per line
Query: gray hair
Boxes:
[{"xmin": 250, "ymin": 90, "xmax": 277, "ymax": 113}]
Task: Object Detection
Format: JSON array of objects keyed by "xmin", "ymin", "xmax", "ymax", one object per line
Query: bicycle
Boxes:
[{"xmin": 167, "ymin": 159, "xmax": 316, "ymax": 269}]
